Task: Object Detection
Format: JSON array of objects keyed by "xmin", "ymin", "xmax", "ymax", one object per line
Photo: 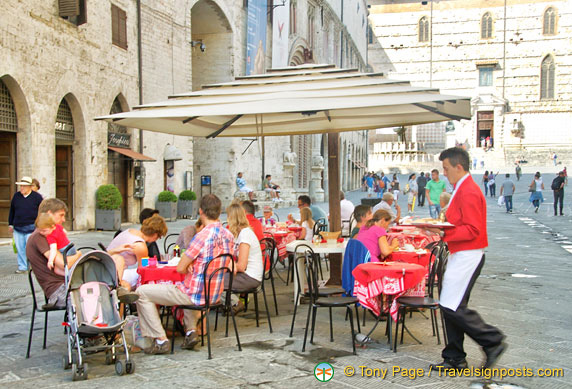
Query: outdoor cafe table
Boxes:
[
  {"xmin": 137, "ymin": 264, "xmax": 185, "ymax": 286},
  {"xmin": 387, "ymin": 249, "xmax": 432, "ymax": 268},
  {"xmin": 264, "ymin": 229, "xmax": 297, "ymax": 260},
  {"xmin": 286, "ymin": 240, "xmax": 347, "ymax": 304}
]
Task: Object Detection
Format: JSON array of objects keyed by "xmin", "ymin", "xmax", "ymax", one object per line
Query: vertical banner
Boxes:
[
  {"xmin": 246, "ymin": 0, "xmax": 267, "ymax": 75},
  {"xmin": 272, "ymin": 0, "xmax": 290, "ymax": 68}
]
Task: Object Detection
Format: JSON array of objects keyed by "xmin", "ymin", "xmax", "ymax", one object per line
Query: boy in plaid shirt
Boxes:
[{"xmin": 136, "ymin": 194, "xmax": 234, "ymax": 354}]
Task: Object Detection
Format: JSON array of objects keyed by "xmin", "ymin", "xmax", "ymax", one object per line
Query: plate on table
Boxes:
[{"xmin": 401, "ymin": 221, "xmax": 455, "ymax": 229}]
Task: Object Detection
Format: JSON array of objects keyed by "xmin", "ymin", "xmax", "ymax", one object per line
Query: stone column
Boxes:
[
  {"xmin": 281, "ymin": 151, "xmax": 297, "ymax": 203},
  {"xmin": 309, "ymin": 134, "xmax": 325, "ymax": 202}
]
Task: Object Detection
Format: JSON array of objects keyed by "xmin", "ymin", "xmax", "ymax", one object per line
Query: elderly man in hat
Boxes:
[{"xmin": 9, "ymin": 176, "xmax": 44, "ymax": 273}]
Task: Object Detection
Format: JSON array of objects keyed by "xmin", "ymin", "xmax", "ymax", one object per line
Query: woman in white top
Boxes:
[
  {"xmin": 224, "ymin": 203, "xmax": 264, "ymax": 312},
  {"xmin": 407, "ymin": 173, "xmax": 418, "ymax": 213},
  {"xmin": 529, "ymin": 171, "xmax": 545, "ymax": 213},
  {"xmin": 299, "ymin": 207, "xmax": 315, "ymax": 241}
]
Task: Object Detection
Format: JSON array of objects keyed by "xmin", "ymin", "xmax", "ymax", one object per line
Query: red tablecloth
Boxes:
[
  {"xmin": 352, "ymin": 262, "xmax": 426, "ymax": 320},
  {"xmin": 387, "ymin": 232, "xmax": 440, "ymax": 250},
  {"xmin": 264, "ymin": 230, "xmax": 296, "ymax": 259},
  {"xmin": 137, "ymin": 265, "xmax": 185, "ymax": 286},
  {"xmin": 387, "ymin": 250, "xmax": 431, "ymax": 268}
]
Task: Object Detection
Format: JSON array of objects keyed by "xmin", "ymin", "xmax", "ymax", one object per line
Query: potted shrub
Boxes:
[
  {"xmin": 95, "ymin": 184, "xmax": 122, "ymax": 231},
  {"xmin": 156, "ymin": 190, "xmax": 178, "ymax": 221},
  {"xmin": 177, "ymin": 190, "xmax": 197, "ymax": 219}
]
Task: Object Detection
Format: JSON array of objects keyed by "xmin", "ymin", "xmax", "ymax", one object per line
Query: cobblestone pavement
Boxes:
[{"xmin": 0, "ymin": 173, "xmax": 571, "ymax": 388}]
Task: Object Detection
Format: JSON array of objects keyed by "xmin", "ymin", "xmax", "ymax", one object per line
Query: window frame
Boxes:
[
  {"xmin": 59, "ymin": 0, "xmax": 87, "ymax": 26},
  {"xmin": 418, "ymin": 16, "xmax": 429, "ymax": 43},
  {"xmin": 481, "ymin": 12, "xmax": 493, "ymax": 39},
  {"xmin": 478, "ymin": 67, "xmax": 494, "ymax": 87},
  {"xmin": 543, "ymin": 7, "xmax": 557, "ymax": 35},
  {"xmin": 540, "ymin": 55, "xmax": 555, "ymax": 100}
]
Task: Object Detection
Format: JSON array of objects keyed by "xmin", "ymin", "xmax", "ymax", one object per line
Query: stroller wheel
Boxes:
[
  {"xmin": 72, "ymin": 363, "xmax": 88, "ymax": 381},
  {"xmin": 126, "ymin": 360, "xmax": 136, "ymax": 374},
  {"xmin": 115, "ymin": 359, "xmax": 125, "ymax": 376},
  {"xmin": 62, "ymin": 355, "xmax": 71, "ymax": 370}
]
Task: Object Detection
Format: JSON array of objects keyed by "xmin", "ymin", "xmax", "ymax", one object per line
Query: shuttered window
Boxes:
[
  {"xmin": 59, "ymin": 0, "xmax": 87, "ymax": 26},
  {"xmin": 112, "ymin": 4, "xmax": 128, "ymax": 49},
  {"xmin": 481, "ymin": 12, "xmax": 492, "ymax": 39}
]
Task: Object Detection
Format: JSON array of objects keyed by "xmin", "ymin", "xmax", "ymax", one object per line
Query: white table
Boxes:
[{"xmin": 286, "ymin": 240, "xmax": 347, "ymax": 304}]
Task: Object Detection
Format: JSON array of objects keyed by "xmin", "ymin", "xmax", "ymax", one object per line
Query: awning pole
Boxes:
[{"xmin": 327, "ymin": 131, "xmax": 342, "ymax": 285}]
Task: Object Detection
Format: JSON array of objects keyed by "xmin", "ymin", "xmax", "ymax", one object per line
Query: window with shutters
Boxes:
[
  {"xmin": 59, "ymin": 0, "xmax": 87, "ymax": 26},
  {"xmin": 418, "ymin": 16, "xmax": 429, "ymax": 42},
  {"xmin": 543, "ymin": 7, "xmax": 556, "ymax": 35},
  {"xmin": 481, "ymin": 12, "xmax": 493, "ymax": 39},
  {"xmin": 112, "ymin": 4, "xmax": 128, "ymax": 50},
  {"xmin": 295, "ymin": 135, "xmax": 310, "ymax": 189},
  {"xmin": 540, "ymin": 55, "xmax": 555, "ymax": 100},
  {"xmin": 0, "ymin": 80, "xmax": 18, "ymax": 133},
  {"xmin": 55, "ymin": 99, "xmax": 74, "ymax": 142}
]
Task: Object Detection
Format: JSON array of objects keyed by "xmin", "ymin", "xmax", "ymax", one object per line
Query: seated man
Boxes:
[
  {"xmin": 136, "ymin": 194, "xmax": 234, "ymax": 355},
  {"xmin": 288, "ymin": 195, "xmax": 328, "ymax": 228},
  {"xmin": 350, "ymin": 205, "xmax": 372, "ymax": 238},
  {"xmin": 240, "ymin": 200, "xmax": 264, "ymax": 241},
  {"xmin": 263, "ymin": 174, "xmax": 282, "ymax": 202},
  {"xmin": 372, "ymin": 192, "xmax": 401, "ymax": 224},
  {"xmin": 260, "ymin": 205, "xmax": 277, "ymax": 227},
  {"xmin": 236, "ymin": 172, "xmax": 254, "ymax": 201}
]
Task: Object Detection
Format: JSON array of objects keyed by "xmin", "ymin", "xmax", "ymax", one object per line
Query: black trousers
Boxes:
[
  {"xmin": 418, "ymin": 190, "xmax": 426, "ymax": 206},
  {"xmin": 441, "ymin": 255, "xmax": 504, "ymax": 361},
  {"xmin": 554, "ymin": 190, "xmax": 564, "ymax": 215}
]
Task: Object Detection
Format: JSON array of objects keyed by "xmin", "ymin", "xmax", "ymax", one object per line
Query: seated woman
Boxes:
[
  {"xmin": 224, "ymin": 203, "xmax": 264, "ymax": 314},
  {"xmin": 175, "ymin": 218, "xmax": 204, "ymax": 250},
  {"xmin": 139, "ymin": 208, "xmax": 161, "ymax": 259},
  {"xmin": 356, "ymin": 209, "xmax": 399, "ymax": 262},
  {"xmin": 299, "ymin": 207, "xmax": 315, "ymax": 241},
  {"xmin": 107, "ymin": 214, "xmax": 168, "ymax": 289}
]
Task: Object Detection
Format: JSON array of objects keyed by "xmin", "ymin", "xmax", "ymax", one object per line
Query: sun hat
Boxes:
[{"xmin": 15, "ymin": 177, "xmax": 33, "ymax": 185}]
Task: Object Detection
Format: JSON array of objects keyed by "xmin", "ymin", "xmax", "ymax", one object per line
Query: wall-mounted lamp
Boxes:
[{"xmin": 190, "ymin": 40, "xmax": 206, "ymax": 52}]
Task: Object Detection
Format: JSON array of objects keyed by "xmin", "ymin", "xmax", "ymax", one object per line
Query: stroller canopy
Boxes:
[{"xmin": 67, "ymin": 251, "xmax": 119, "ymax": 292}]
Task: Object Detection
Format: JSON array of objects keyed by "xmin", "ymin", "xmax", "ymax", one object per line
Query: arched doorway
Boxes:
[
  {"xmin": 55, "ymin": 97, "xmax": 76, "ymax": 230},
  {"xmin": 107, "ymin": 96, "xmax": 130, "ymax": 222},
  {"xmin": 0, "ymin": 79, "xmax": 18, "ymax": 237}
]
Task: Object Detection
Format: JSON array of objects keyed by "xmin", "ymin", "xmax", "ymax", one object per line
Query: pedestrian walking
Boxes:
[
  {"xmin": 429, "ymin": 147, "xmax": 506, "ymax": 371},
  {"xmin": 515, "ymin": 164, "xmax": 522, "ymax": 181},
  {"xmin": 416, "ymin": 172, "xmax": 428, "ymax": 206},
  {"xmin": 8, "ymin": 176, "xmax": 44, "ymax": 273},
  {"xmin": 551, "ymin": 171, "xmax": 566, "ymax": 216},
  {"xmin": 488, "ymin": 172, "xmax": 497, "ymax": 198},
  {"xmin": 391, "ymin": 173, "xmax": 400, "ymax": 201},
  {"xmin": 406, "ymin": 173, "xmax": 418, "ymax": 214},
  {"xmin": 529, "ymin": 172, "xmax": 544, "ymax": 213},
  {"xmin": 553, "ymin": 153, "xmax": 558, "ymax": 166},
  {"xmin": 500, "ymin": 174, "xmax": 515, "ymax": 213},
  {"xmin": 426, "ymin": 169, "xmax": 446, "ymax": 219},
  {"xmin": 482, "ymin": 171, "xmax": 489, "ymax": 197}
]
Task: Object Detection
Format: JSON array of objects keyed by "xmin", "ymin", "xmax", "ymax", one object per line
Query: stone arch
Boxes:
[{"xmin": 289, "ymin": 38, "xmax": 313, "ymax": 66}]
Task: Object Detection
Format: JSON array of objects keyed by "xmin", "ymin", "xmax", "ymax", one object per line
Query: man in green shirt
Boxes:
[{"xmin": 425, "ymin": 169, "xmax": 447, "ymax": 219}]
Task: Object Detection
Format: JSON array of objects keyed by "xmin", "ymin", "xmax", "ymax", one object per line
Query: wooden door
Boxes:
[
  {"xmin": 0, "ymin": 132, "xmax": 16, "ymax": 238},
  {"xmin": 56, "ymin": 145, "xmax": 73, "ymax": 230}
]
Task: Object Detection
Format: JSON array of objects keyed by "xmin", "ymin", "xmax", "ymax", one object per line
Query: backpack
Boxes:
[{"xmin": 551, "ymin": 178, "xmax": 561, "ymax": 190}]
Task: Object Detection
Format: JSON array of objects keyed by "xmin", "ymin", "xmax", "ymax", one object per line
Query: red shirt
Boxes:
[
  {"xmin": 46, "ymin": 224, "xmax": 70, "ymax": 249},
  {"xmin": 443, "ymin": 175, "xmax": 488, "ymax": 253},
  {"xmin": 246, "ymin": 214, "xmax": 264, "ymax": 242}
]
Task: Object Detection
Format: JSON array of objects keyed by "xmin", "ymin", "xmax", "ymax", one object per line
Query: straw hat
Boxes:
[{"xmin": 15, "ymin": 177, "xmax": 33, "ymax": 185}]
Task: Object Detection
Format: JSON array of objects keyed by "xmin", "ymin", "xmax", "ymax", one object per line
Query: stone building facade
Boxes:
[
  {"xmin": 0, "ymin": 0, "xmax": 369, "ymax": 237},
  {"xmin": 368, "ymin": 0, "xmax": 572, "ymax": 167}
]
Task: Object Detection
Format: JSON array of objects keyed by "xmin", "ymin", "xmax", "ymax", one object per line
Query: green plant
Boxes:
[
  {"xmin": 158, "ymin": 190, "xmax": 178, "ymax": 202},
  {"xmin": 178, "ymin": 190, "xmax": 197, "ymax": 201},
  {"xmin": 96, "ymin": 185, "xmax": 123, "ymax": 210}
]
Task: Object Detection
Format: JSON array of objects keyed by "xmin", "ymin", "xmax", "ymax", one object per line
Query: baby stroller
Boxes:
[{"xmin": 61, "ymin": 246, "xmax": 135, "ymax": 381}]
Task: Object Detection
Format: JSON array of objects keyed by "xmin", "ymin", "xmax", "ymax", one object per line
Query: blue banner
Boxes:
[{"xmin": 246, "ymin": 0, "xmax": 267, "ymax": 75}]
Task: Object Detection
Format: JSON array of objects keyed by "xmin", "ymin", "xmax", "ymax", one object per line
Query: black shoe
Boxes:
[
  {"xmin": 429, "ymin": 359, "xmax": 468, "ymax": 372},
  {"xmin": 483, "ymin": 342, "xmax": 507, "ymax": 369}
]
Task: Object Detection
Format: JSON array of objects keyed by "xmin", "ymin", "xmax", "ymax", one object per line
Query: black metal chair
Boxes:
[
  {"xmin": 113, "ymin": 229, "xmax": 123, "ymax": 238},
  {"xmin": 26, "ymin": 268, "xmax": 66, "ymax": 358},
  {"xmin": 170, "ymin": 253, "xmax": 241, "ymax": 359},
  {"xmin": 289, "ymin": 244, "xmax": 352, "ymax": 338},
  {"xmin": 163, "ymin": 233, "xmax": 180, "ymax": 254},
  {"xmin": 393, "ymin": 246, "xmax": 449, "ymax": 352},
  {"xmin": 260, "ymin": 237, "xmax": 279, "ymax": 316},
  {"xmin": 301, "ymin": 252, "xmax": 360, "ymax": 355},
  {"xmin": 312, "ymin": 218, "xmax": 328, "ymax": 237},
  {"xmin": 341, "ymin": 211, "xmax": 355, "ymax": 238}
]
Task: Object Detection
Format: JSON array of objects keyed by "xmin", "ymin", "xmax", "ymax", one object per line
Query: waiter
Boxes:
[{"xmin": 430, "ymin": 147, "xmax": 506, "ymax": 371}]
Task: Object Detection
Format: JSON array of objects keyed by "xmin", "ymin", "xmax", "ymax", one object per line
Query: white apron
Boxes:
[{"xmin": 439, "ymin": 173, "xmax": 485, "ymax": 311}]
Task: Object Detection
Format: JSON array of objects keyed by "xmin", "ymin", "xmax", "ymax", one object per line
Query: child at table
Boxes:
[
  {"xmin": 351, "ymin": 205, "xmax": 372, "ymax": 238},
  {"xmin": 299, "ymin": 207, "xmax": 315, "ymax": 241},
  {"xmin": 439, "ymin": 192, "xmax": 452, "ymax": 222},
  {"xmin": 356, "ymin": 209, "xmax": 399, "ymax": 262}
]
